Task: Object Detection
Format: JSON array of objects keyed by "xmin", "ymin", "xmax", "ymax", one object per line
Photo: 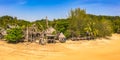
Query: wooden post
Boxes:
[
  {"xmin": 46, "ymin": 16, "xmax": 49, "ymax": 29},
  {"xmin": 25, "ymin": 26, "xmax": 29, "ymax": 42}
]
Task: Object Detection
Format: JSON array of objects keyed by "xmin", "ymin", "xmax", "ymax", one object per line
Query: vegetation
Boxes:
[
  {"xmin": 0, "ymin": 8, "xmax": 120, "ymax": 41},
  {"xmin": 68, "ymin": 8, "xmax": 113, "ymax": 38},
  {"xmin": 0, "ymin": 15, "xmax": 30, "ymax": 29},
  {"xmin": 5, "ymin": 28, "xmax": 23, "ymax": 43}
]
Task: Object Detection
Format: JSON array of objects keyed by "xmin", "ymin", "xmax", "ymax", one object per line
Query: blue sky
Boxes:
[{"xmin": 0, "ymin": 0, "xmax": 120, "ymax": 21}]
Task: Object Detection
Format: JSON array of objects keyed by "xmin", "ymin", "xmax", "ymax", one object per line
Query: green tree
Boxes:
[
  {"xmin": 68, "ymin": 8, "xmax": 113, "ymax": 38},
  {"xmin": 69, "ymin": 8, "xmax": 87, "ymax": 37},
  {"xmin": 5, "ymin": 28, "xmax": 23, "ymax": 43}
]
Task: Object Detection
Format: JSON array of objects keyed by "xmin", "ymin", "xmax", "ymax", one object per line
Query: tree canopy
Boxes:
[{"xmin": 5, "ymin": 27, "xmax": 23, "ymax": 43}]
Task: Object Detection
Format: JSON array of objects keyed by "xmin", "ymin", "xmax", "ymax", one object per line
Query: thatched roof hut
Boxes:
[{"xmin": 59, "ymin": 32, "xmax": 66, "ymax": 38}]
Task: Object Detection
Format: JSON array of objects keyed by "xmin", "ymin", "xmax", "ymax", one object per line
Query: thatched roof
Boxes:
[
  {"xmin": 1, "ymin": 29, "xmax": 7, "ymax": 35},
  {"xmin": 29, "ymin": 24, "xmax": 38, "ymax": 32},
  {"xmin": 7, "ymin": 24, "xmax": 19, "ymax": 29},
  {"xmin": 59, "ymin": 32, "xmax": 65, "ymax": 38},
  {"xmin": 45, "ymin": 27, "xmax": 56, "ymax": 34}
]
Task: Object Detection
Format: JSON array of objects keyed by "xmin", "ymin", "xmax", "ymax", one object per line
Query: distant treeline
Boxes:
[{"xmin": 0, "ymin": 8, "xmax": 120, "ymax": 38}]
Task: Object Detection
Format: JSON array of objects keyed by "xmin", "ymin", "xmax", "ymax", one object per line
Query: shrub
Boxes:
[{"xmin": 5, "ymin": 28, "xmax": 23, "ymax": 43}]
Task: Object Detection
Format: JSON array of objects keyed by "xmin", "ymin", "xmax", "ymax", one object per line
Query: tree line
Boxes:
[{"xmin": 0, "ymin": 8, "xmax": 120, "ymax": 39}]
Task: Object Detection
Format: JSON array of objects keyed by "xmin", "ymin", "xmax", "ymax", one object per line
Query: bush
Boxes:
[{"xmin": 5, "ymin": 28, "xmax": 23, "ymax": 43}]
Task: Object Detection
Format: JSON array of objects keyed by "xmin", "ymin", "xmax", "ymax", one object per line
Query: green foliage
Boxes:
[
  {"xmin": 112, "ymin": 19, "xmax": 120, "ymax": 33},
  {"xmin": 53, "ymin": 19, "xmax": 69, "ymax": 33},
  {"xmin": 5, "ymin": 28, "xmax": 23, "ymax": 43},
  {"xmin": 34, "ymin": 19, "xmax": 51, "ymax": 29},
  {"xmin": 51, "ymin": 19, "xmax": 69, "ymax": 38},
  {"xmin": 68, "ymin": 8, "xmax": 113, "ymax": 38},
  {"xmin": 0, "ymin": 15, "xmax": 30, "ymax": 29},
  {"xmin": 64, "ymin": 30, "xmax": 71, "ymax": 38},
  {"xmin": 69, "ymin": 8, "xmax": 89, "ymax": 37}
]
